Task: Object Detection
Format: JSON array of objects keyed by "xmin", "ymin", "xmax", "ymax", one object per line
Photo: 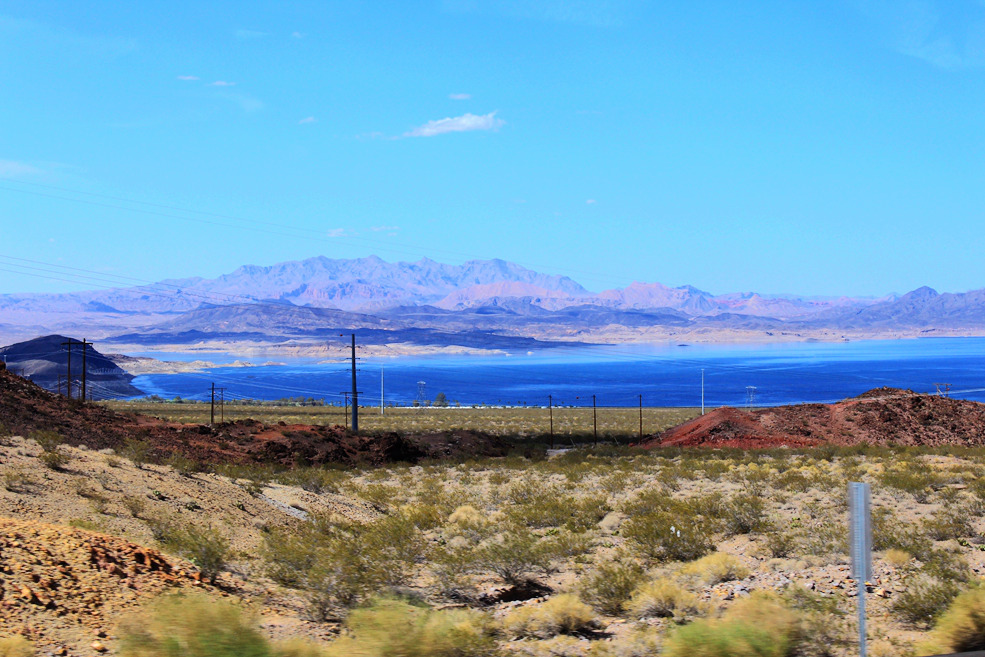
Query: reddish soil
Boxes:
[
  {"xmin": 645, "ymin": 387, "xmax": 985, "ymax": 449},
  {"xmin": 0, "ymin": 517, "xmax": 210, "ymax": 652},
  {"xmin": 0, "ymin": 365, "xmax": 509, "ymax": 467}
]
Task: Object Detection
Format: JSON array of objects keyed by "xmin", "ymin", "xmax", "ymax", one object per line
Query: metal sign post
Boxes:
[{"xmin": 849, "ymin": 482, "xmax": 872, "ymax": 657}]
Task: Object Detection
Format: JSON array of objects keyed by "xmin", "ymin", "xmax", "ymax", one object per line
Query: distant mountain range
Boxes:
[{"xmin": 1, "ymin": 256, "xmax": 984, "ymax": 351}]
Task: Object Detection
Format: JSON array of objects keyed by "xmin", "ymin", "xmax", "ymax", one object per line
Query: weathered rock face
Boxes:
[{"xmin": 0, "ymin": 517, "xmax": 209, "ymax": 653}]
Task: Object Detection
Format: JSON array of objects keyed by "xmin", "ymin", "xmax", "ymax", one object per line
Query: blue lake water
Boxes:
[{"xmin": 129, "ymin": 337, "xmax": 985, "ymax": 408}]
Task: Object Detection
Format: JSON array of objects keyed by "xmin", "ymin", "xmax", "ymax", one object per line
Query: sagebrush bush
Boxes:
[
  {"xmin": 578, "ymin": 560, "xmax": 645, "ymax": 615},
  {"xmin": 625, "ymin": 578, "xmax": 700, "ymax": 620},
  {"xmin": 121, "ymin": 437, "xmax": 153, "ymax": 468},
  {"xmin": 263, "ymin": 511, "xmax": 427, "ymax": 618},
  {"xmin": 922, "ymin": 506, "xmax": 975, "ymax": 541},
  {"xmin": 882, "ymin": 548, "xmax": 912, "ymax": 568},
  {"xmin": 680, "ymin": 552, "xmax": 750, "ymax": 585},
  {"xmin": 324, "ymin": 597, "xmax": 498, "ymax": 657},
  {"xmin": 28, "ymin": 429, "xmax": 63, "ymax": 452},
  {"xmin": 921, "ymin": 586, "xmax": 985, "ymax": 654},
  {"xmin": 621, "ymin": 510, "xmax": 714, "ymax": 562},
  {"xmin": 118, "ymin": 594, "xmax": 271, "ymax": 657},
  {"xmin": 0, "ymin": 637, "xmax": 34, "ymax": 657},
  {"xmin": 500, "ymin": 594, "xmax": 597, "ymax": 639},
  {"xmin": 662, "ymin": 592, "xmax": 803, "ymax": 657},
  {"xmin": 279, "ymin": 467, "xmax": 346, "ymax": 494},
  {"xmin": 892, "ymin": 575, "xmax": 961, "ymax": 628},
  {"xmin": 475, "ymin": 528, "xmax": 547, "ymax": 586},
  {"xmin": 150, "ymin": 517, "xmax": 229, "ymax": 584}
]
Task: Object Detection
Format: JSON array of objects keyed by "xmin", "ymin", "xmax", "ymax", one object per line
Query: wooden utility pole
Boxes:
[
  {"xmin": 210, "ymin": 383, "xmax": 216, "ymax": 426},
  {"xmin": 61, "ymin": 339, "xmax": 77, "ymax": 400},
  {"xmin": 639, "ymin": 394, "xmax": 643, "ymax": 441},
  {"xmin": 80, "ymin": 339, "xmax": 89, "ymax": 403},
  {"xmin": 350, "ymin": 334, "xmax": 359, "ymax": 433}
]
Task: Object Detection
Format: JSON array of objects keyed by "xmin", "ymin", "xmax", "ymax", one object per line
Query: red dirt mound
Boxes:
[
  {"xmin": 0, "ymin": 367, "xmax": 508, "ymax": 467},
  {"xmin": 645, "ymin": 388, "xmax": 985, "ymax": 449}
]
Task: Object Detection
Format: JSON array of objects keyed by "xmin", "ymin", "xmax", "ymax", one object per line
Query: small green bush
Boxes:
[
  {"xmin": 891, "ymin": 575, "xmax": 960, "ymax": 628},
  {"xmin": 922, "ymin": 506, "xmax": 975, "ymax": 541},
  {"xmin": 38, "ymin": 449, "xmax": 69, "ymax": 471},
  {"xmin": 500, "ymin": 594, "xmax": 597, "ymax": 639},
  {"xmin": 662, "ymin": 592, "xmax": 803, "ymax": 657},
  {"xmin": 28, "ymin": 429, "xmax": 63, "ymax": 452},
  {"xmin": 118, "ymin": 594, "xmax": 271, "ymax": 657},
  {"xmin": 122, "ymin": 438, "xmax": 153, "ymax": 468},
  {"xmin": 475, "ymin": 529, "xmax": 547, "ymax": 586},
  {"xmin": 921, "ymin": 586, "xmax": 985, "ymax": 654},
  {"xmin": 621, "ymin": 510, "xmax": 714, "ymax": 562},
  {"xmin": 578, "ymin": 560, "xmax": 645, "ymax": 615},
  {"xmin": 325, "ymin": 597, "xmax": 498, "ymax": 657},
  {"xmin": 153, "ymin": 520, "xmax": 229, "ymax": 584}
]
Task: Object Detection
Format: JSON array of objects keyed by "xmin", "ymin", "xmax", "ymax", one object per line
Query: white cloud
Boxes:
[
  {"xmin": 235, "ymin": 28, "xmax": 267, "ymax": 39},
  {"xmin": 0, "ymin": 160, "xmax": 41, "ymax": 177},
  {"xmin": 210, "ymin": 80, "xmax": 236, "ymax": 87},
  {"xmin": 326, "ymin": 228, "xmax": 355, "ymax": 238},
  {"xmin": 298, "ymin": 116, "xmax": 317, "ymax": 124},
  {"xmin": 404, "ymin": 111, "xmax": 505, "ymax": 137},
  {"xmin": 177, "ymin": 75, "xmax": 200, "ymax": 81},
  {"xmin": 292, "ymin": 31, "xmax": 305, "ymax": 39},
  {"xmin": 449, "ymin": 92, "xmax": 472, "ymax": 100},
  {"xmin": 371, "ymin": 225, "xmax": 400, "ymax": 232},
  {"xmin": 586, "ymin": 199, "xmax": 596, "ymax": 204}
]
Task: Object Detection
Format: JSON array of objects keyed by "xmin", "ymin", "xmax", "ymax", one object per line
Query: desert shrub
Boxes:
[
  {"xmin": 28, "ymin": 429, "xmax": 63, "ymax": 452},
  {"xmin": 122, "ymin": 438, "xmax": 153, "ymax": 469},
  {"xmin": 625, "ymin": 578, "xmax": 700, "ymax": 620},
  {"xmin": 503, "ymin": 480, "xmax": 580, "ymax": 529},
  {"xmin": 0, "ymin": 637, "xmax": 34, "ymax": 657},
  {"xmin": 578, "ymin": 560, "xmax": 645, "ymax": 615},
  {"xmin": 166, "ymin": 453, "xmax": 201, "ymax": 477},
  {"xmin": 500, "ymin": 594, "xmax": 597, "ymax": 639},
  {"xmin": 920, "ymin": 586, "xmax": 985, "ymax": 654},
  {"xmin": 446, "ymin": 505, "xmax": 495, "ymax": 542},
  {"xmin": 871, "ymin": 508, "xmax": 933, "ymax": 560},
  {"xmin": 764, "ymin": 524, "xmax": 798, "ymax": 558},
  {"xmin": 324, "ymin": 597, "xmax": 498, "ymax": 657},
  {"xmin": 621, "ymin": 510, "xmax": 714, "ymax": 562},
  {"xmin": 538, "ymin": 530, "xmax": 592, "ymax": 565},
  {"xmin": 680, "ymin": 552, "xmax": 750, "ymax": 585},
  {"xmin": 279, "ymin": 467, "xmax": 346, "ymax": 494},
  {"xmin": 475, "ymin": 528, "xmax": 548, "ymax": 586},
  {"xmin": 263, "ymin": 511, "xmax": 427, "ymax": 618},
  {"xmin": 922, "ymin": 506, "xmax": 976, "ymax": 541},
  {"xmin": 118, "ymin": 593, "xmax": 270, "ymax": 657},
  {"xmin": 2, "ymin": 468, "xmax": 33, "ymax": 493},
  {"xmin": 883, "ymin": 548, "xmax": 912, "ymax": 568},
  {"xmin": 879, "ymin": 462, "xmax": 943, "ymax": 503},
  {"xmin": 662, "ymin": 592, "xmax": 803, "ymax": 657},
  {"xmin": 720, "ymin": 494, "xmax": 769, "ymax": 536},
  {"xmin": 891, "ymin": 575, "xmax": 960, "ymax": 627},
  {"xmin": 38, "ymin": 450, "xmax": 69, "ymax": 471},
  {"xmin": 152, "ymin": 520, "xmax": 229, "ymax": 584},
  {"xmin": 122, "ymin": 495, "xmax": 146, "ymax": 518}
]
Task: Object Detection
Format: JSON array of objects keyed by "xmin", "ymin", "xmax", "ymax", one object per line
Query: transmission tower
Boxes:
[
  {"xmin": 746, "ymin": 386, "xmax": 757, "ymax": 407},
  {"xmin": 416, "ymin": 381, "xmax": 427, "ymax": 405},
  {"xmin": 933, "ymin": 383, "xmax": 952, "ymax": 398}
]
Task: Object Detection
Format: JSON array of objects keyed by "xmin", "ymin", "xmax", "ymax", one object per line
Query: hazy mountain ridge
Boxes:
[{"xmin": 2, "ymin": 256, "xmax": 985, "ymax": 347}]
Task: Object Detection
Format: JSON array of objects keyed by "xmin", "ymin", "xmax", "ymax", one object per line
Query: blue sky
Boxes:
[{"xmin": 1, "ymin": 0, "xmax": 984, "ymax": 297}]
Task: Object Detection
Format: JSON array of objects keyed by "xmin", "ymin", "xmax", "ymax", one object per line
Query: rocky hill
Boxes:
[
  {"xmin": 0, "ymin": 335, "xmax": 142, "ymax": 399},
  {"xmin": 644, "ymin": 387, "xmax": 985, "ymax": 449}
]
